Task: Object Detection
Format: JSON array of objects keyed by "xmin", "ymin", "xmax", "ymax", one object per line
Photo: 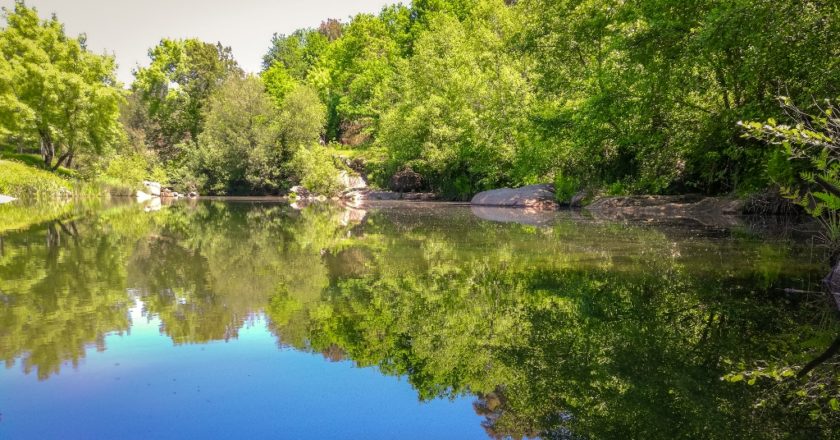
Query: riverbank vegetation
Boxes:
[{"xmin": 0, "ymin": 0, "xmax": 838, "ymax": 202}]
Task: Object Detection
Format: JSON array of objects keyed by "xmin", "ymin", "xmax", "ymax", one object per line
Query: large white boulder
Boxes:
[
  {"xmin": 471, "ymin": 184, "xmax": 558, "ymax": 210},
  {"xmin": 0, "ymin": 194, "xmax": 16, "ymax": 204},
  {"xmin": 143, "ymin": 181, "xmax": 161, "ymax": 197}
]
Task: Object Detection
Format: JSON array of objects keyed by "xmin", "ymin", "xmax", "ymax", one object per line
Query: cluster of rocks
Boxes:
[
  {"xmin": 136, "ymin": 181, "xmax": 198, "ymax": 202},
  {"xmin": 468, "ymin": 183, "xmax": 756, "ymax": 228},
  {"xmin": 586, "ymin": 194, "xmax": 746, "ymax": 225}
]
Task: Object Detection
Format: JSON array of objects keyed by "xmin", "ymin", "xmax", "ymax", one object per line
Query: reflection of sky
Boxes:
[{"xmin": 0, "ymin": 301, "xmax": 486, "ymax": 439}]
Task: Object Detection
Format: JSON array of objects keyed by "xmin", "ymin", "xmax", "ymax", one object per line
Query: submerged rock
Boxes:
[
  {"xmin": 586, "ymin": 195, "xmax": 746, "ymax": 227},
  {"xmin": 0, "ymin": 194, "xmax": 16, "ymax": 204},
  {"xmin": 471, "ymin": 184, "xmax": 558, "ymax": 210}
]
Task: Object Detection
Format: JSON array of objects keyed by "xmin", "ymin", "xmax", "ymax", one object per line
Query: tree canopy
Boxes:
[
  {"xmin": 131, "ymin": 38, "xmax": 241, "ymax": 160},
  {"xmin": 0, "ymin": 1, "xmax": 123, "ymax": 170}
]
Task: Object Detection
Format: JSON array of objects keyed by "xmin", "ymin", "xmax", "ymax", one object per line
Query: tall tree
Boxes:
[
  {"xmin": 0, "ymin": 1, "xmax": 124, "ymax": 169},
  {"xmin": 262, "ymin": 28, "xmax": 330, "ymax": 78},
  {"xmin": 191, "ymin": 75, "xmax": 284, "ymax": 194},
  {"xmin": 316, "ymin": 13, "xmax": 403, "ymax": 143},
  {"xmin": 131, "ymin": 38, "xmax": 241, "ymax": 161},
  {"xmin": 378, "ymin": 0, "xmax": 532, "ymax": 197}
]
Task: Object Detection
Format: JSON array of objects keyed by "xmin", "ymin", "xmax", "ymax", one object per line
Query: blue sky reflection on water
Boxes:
[{"xmin": 0, "ymin": 301, "xmax": 486, "ymax": 439}]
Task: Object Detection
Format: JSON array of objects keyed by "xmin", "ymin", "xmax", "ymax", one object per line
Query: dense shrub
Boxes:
[{"xmin": 288, "ymin": 145, "xmax": 344, "ymax": 196}]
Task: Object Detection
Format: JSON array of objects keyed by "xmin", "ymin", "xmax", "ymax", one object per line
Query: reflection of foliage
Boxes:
[
  {"xmin": 128, "ymin": 202, "xmax": 355, "ymax": 345},
  {"xmin": 1, "ymin": 201, "xmax": 837, "ymax": 438},
  {"xmin": 302, "ymin": 210, "xmax": 836, "ymax": 439},
  {"xmin": 0, "ymin": 199, "xmax": 75, "ymax": 233},
  {"xmin": 721, "ymin": 296, "xmax": 840, "ymax": 431},
  {"xmin": 0, "ymin": 203, "xmax": 151, "ymax": 379}
]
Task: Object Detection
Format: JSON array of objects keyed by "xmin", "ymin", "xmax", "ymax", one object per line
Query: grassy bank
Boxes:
[{"xmin": 0, "ymin": 160, "xmax": 72, "ymax": 200}]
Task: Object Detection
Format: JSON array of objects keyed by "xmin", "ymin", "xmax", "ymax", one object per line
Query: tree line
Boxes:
[{"xmin": 0, "ymin": 0, "xmax": 838, "ymax": 201}]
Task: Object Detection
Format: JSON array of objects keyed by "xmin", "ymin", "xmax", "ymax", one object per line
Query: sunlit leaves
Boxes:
[{"xmin": 0, "ymin": 2, "xmax": 124, "ymax": 168}]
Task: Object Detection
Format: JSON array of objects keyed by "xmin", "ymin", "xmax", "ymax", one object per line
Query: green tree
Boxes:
[
  {"xmin": 378, "ymin": 0, "xmax": 532, "ymax": 198},
  {"xmin": 0, "ymin": 1, "xmax": 124, "ymax": 169},
  {"xmin": 182, "ymin": 75, "xmax": 325, "ymax": 195},
  {"xmin": 315, "ymin": 13, "xmax": 403, "ymax": 143},
  {"xmin": 277, "ymin": 84, "xmax": 326, "ymax": 148},
  {"xmin": 741, "ymin": 98, "xmax": 840, "ymax": 217},
  {"xmin": 262, "ymin": 28, "xmax": 330, "ymax": 79},
  {"xmin": 517, "ymin": 0, "xmax": 840, "ymax": 194},
  {"xmin": 131, "ymin": 38, "xmax": 241, "ymax": 161},
  {"xmin": 189, "ymin": 75, "xmax": 286, "ymax": 194}
]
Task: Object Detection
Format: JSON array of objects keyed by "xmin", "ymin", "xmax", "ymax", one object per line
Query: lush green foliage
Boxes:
[
  {"xmin": 96, "ymin": 151, "xmax": 166, "ymax": 196},
  {"xmin": 183, "ymin": 75, "xmax": 286, "ymax": 194},
  {"xmin": 517, "ymin": 0, "xmax": 840, "ymax": 194},
  {"xmin": 4, "ymin": 0, "xmax": 838, "ymax": 199},
  {"xmin": 126, "ymin": 38, "xmax": 327, "ymax": 195},
  {"xmin": 0, "ymin": 1, "xmax": 124, "ymax": 170},
  {"xmin": 288, "ymin": 145, "xmax": 343, "ymax": 196},
  {"xmin": 131, "ymin": 38, "xmax": 241, "ymax": 161},
  {"xmin": 742, "ymin": 98, "xmax": 840, "ymax": 217},
  {"xmin": 256, "ymin": 0, "xmax": 840, "ymax": 197}
]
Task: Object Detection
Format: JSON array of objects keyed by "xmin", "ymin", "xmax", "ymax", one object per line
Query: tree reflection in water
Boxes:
[{"xmin": 0, "ymin": 200, "xmax": 836, "ymax": 438}]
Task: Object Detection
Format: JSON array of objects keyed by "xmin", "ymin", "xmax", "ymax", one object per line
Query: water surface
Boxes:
[{"xmin": 0, "ymin": 200, "xmax": 837, "ymax": 439}]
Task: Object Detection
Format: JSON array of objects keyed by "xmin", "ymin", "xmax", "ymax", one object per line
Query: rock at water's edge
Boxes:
[
  {"xmin": 0, "ymin": 194, "xmax": 16, "ymax": 204},
  {"xmin": 136, "ymin": 190, "xmax": 153, "ymax": 202},
  {"xmin": 143, "ymin": 180, "xmax": 161, "ymax": 197},
  {"xmin": 586, "ymin": 195, "xmax": 746, "ymax": 227},
  {"xmin": 471, "ymin": 184, "xmax": 558, "ymax": 210},
  {"xmin": 338, "ymin": 171, "xmax": 367, "ymax": 190}
]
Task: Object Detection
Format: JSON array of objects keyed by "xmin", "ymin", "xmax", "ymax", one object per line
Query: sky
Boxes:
[{"xmin": 0, "ymin": 0, "xmax": 397, "ymax": 85}]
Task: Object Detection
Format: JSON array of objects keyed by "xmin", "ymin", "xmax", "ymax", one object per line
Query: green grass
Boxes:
[
  {"xmin": 0, "ymin": 160, "xmax": 72, "ymax": 199},
  {"xmin": 0, "ymin": 146, "xmax": 78, "ymax": 179}
]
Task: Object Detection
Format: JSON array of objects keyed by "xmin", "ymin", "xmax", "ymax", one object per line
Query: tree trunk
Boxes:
[
  {"xmin": 52, "ymin": 151, "xmax": 72, "ymax": 171},
  {"xmin": 40, "ymin": 136, "xmax": 55, "ymax": 169}
]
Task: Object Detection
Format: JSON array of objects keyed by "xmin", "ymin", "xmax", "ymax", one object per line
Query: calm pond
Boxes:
[{"xmin": 0, "ymin": 199, "xmax": 838, "ymax": 439}]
